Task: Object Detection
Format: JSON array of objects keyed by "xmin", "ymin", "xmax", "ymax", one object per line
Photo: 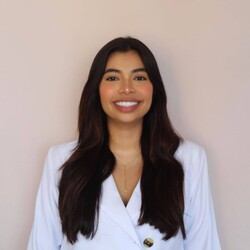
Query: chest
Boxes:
[
  {"xmin": 60, "ymin": 175, "xmax": 186, "ymax": 250},
  {"xmin": 61, "ymin": 209, "xmax": 184, "ymax": 250},
  {"xmin": 112, "ymin": 165, "xmax": 142, "ymax": 205}
]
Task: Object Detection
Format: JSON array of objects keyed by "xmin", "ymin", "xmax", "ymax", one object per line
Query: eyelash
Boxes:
[
  {"xmin": 105, "ymin": 76, "xmax": 147, "ymax": 81},
  {"xmin": 134, "ymin": 76, "xmax": 147, "ymax": 81},
  {"xmin": 106, "ymin": 76, "xmax": 118, "ymax": 81}
]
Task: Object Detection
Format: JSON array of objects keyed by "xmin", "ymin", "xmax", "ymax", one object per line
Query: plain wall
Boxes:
[{"xmin": 1, "ymin": 0, "xmax": 249, "ymax": 249}]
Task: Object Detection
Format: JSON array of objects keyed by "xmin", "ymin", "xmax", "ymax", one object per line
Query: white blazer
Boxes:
[{"xmin": 28, "ymin": 140, "xmax": 221, "ymax": 250}]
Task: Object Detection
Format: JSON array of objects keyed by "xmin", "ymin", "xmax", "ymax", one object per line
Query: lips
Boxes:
[
  {"xmin": 113, "ymin": 101, "xmax": 140, "ymax": 112},
  {"xmin": 115, "ymin": 101, "xmax": 139, "ymax": 107}
]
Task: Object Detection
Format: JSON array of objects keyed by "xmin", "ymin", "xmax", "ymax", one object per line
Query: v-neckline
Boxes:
[
  {"xmin": 111, "ymin": 174, "xmax": 141, "ymax": 208},
  {"xmin": 100, "ymin": 175, "xmax": 142, "ymax": 247}
]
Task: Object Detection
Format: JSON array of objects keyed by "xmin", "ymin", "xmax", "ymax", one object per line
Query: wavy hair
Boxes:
[{"xmin": 58, "ymin": 37, "xmax": 185, "ymax": 243}]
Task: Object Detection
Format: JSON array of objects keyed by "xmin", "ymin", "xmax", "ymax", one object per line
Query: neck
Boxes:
[{"xmin": 108, "ymin": 120, "xmax": 142, "ymax": 156}]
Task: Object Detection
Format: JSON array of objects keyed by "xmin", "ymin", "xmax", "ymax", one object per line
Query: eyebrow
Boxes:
[{"xmin": 104, "ymin": 68, "xmax": 147, "ymax": 74}]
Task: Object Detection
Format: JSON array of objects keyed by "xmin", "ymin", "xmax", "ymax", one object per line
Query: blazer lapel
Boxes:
[
  {"xmin": 100, "ymin": 175, "xmax": 142, "ymax": 247},
  {"xmin": 126, "ymin": 179, "xmax": 141, "ymax": 221}
]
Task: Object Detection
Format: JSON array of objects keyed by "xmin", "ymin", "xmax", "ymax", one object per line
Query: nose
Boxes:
[{"xmin": 118, "ymin": 79, "xmax": 135, "ymax": 94}]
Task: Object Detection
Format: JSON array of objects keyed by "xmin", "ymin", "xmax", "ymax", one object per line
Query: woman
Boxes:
[{"xmin": 28, "ymin": 37, "xmax": 221, "ymax": 249}]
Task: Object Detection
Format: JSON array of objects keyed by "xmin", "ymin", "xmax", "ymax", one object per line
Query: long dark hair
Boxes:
[{"xmin": 59, "ymin": 37, "xmax": 185, "ymax": 244}]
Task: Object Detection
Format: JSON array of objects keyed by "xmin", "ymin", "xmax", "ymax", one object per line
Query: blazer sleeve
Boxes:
[
  {"xmin": 27, "ymin": 146, "xmax": 63, "ymax": 250},
  {"xmin": 184, "ymin": 146, "xmax": 221, "ymax": 250}
]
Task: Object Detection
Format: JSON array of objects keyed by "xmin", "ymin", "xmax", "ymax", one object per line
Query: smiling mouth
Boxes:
[{"xmin": 115, "ymin": 101, "xmax": 139, "ymax": 107}]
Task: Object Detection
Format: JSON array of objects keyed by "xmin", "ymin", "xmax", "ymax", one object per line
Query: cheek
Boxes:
[
  {"xmin": 99, "ymin": 84, "xmax": 111, "ymax": 101},
  {"xmin": 142, "ymin": 84, "xmax": 153, "ymax": 101},
  {"xmin": 99, "ymin": 84, "xmax": 116, "ymax": 109}
]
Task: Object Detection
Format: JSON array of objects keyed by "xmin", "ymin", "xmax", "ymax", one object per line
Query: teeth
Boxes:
[{"xmin": 115, "ymin": 101, "xmax": 138, "ymax": 107}]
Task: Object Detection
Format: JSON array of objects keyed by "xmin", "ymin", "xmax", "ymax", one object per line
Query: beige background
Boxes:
[{"xmin": 1, "ymin": 0, "xmax": 249, "ymax": 249}]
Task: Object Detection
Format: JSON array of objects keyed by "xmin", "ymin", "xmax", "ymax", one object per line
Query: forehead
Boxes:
[{"xmin": 105, "ymin": 50, "xmax": 144, "ymax": 69}]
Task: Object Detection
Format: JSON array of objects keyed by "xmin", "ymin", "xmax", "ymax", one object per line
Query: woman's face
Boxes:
[{"xmin": 99, "ymin": 50, "xmax": 153, "ymax": 126}]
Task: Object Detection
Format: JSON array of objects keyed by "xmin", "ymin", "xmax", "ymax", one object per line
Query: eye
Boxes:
[
  {"xmin": 134, "ymin": 76, "xmax": 147, "ymax": 81},
  {"xmin": 106, "ymin": 76, "xmax": 119, "ymax": 81}
]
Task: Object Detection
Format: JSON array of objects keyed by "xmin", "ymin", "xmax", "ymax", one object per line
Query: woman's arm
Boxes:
[
  {"xmin": 184, "ymin": 146, "xmax": 221, "ymax": 250},
  {"xmin": 27, "ymin": 146, "xmax": 63, "ymax": 250}
]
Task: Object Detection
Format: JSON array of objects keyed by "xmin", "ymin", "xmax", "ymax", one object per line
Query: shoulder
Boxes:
[
  {"xmin": 175, "ymin": 140, "xmax": 207, "ymax": 177},
  {"xmin": 48, "ymin": 140, "xmax": 77, "ymax": 158},
  {"xmin": 175, "ymin": 140, "xmax": 206, "ymax": 162},
  {"xmin": 45, "ymin": 140, "xmax": 77, "ymax": 172}
]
